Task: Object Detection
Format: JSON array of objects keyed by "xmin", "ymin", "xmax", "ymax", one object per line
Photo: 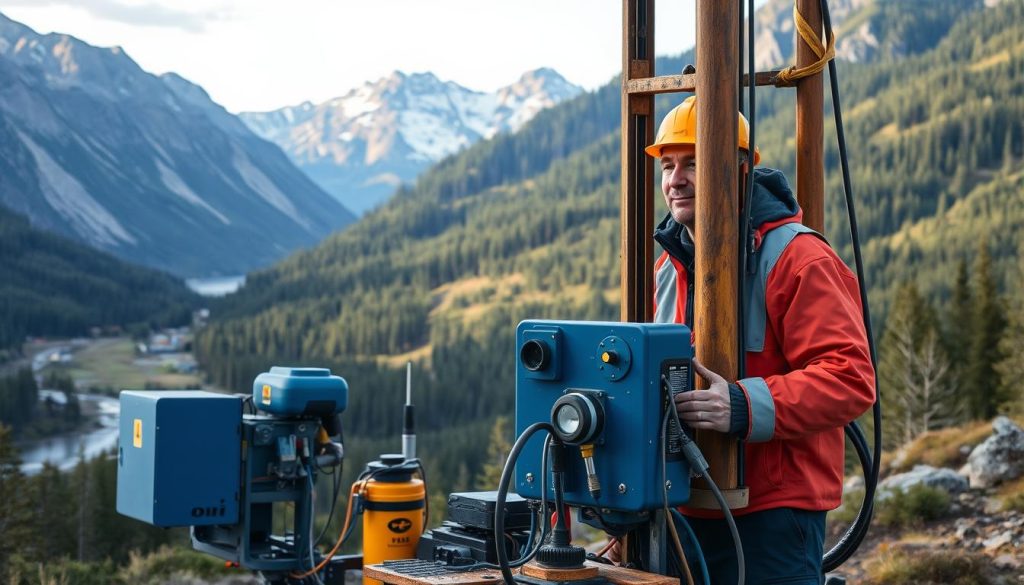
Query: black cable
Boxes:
[
  {"xmin": 454, "ymin": 435, "xmax": 552, "ymax": 574},
  {"xmin": 314, "ymin": 454, "xmax": 343, "ymax": 546},
  {"xmin": 661, "ymin": 408, "xmax": 693, "ymax": 582},
  {"xmin": 817, "ymin": 0, "xmax": 882, "ymax": 572},
  {"xmin": 667, "ymin": 381, "xmax": 744, "ymax": 585},
  {"xmin": 703, "ymin": 474, "xmax": 744, "ymax": 584},
  {"xmin": 494, "ymin": 422, "xmax": 554, "ymax": 585},
  {"xmin": 733, "ymin": 0, "xmax": 759, "ymax": 491},
  {"xmin": 672, "ymin": 509, "xmax": 711, "ymax": 585},
  {"xmin": 306, "ymin": 424, "xmax": 343, "ymax": 549}
]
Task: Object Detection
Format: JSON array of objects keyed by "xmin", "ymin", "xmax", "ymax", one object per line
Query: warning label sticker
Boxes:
[
  {"xmin": 262, "ymin": 384, "xmax": 272, "ymax": 405},
  {"xmin": 133, "ymin": 419, "xmax": 143, "ymax": 448}
]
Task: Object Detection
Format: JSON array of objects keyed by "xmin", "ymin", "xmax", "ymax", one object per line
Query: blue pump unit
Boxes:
[
  {"xmin": 117, "ymin": 367, "xmax": 349, "ymax": 574},
  {"xmin": 253, "ymin": 366, "xmax": 348, "ymax": 416},
  {"xmin": 515, "ymin": 320, "xmax": 694, "ymax": 513}
]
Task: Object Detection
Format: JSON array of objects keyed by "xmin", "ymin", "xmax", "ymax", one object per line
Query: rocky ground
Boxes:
[
  {"xmin": 830, "ymin": 490, "xmax": 1024, "ymax": 583},
  {"xmin": 827, "ymin": 416, "xmax": 1024, "ymax": 584}
]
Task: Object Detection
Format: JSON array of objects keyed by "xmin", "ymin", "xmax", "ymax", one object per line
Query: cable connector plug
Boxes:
[{"xmin": 579, "ymin": 443, "xmax": 601, "ymax": 500}]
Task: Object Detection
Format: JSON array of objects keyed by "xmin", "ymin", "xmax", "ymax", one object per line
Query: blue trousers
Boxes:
[{"xmin": 685, "ymin": 508, "xmax": 826, "ymax": 585}]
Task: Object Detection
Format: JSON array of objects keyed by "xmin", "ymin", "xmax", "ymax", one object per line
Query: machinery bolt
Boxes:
[
  {"xmin": 298, "ymin": 424, "xmax": 307, "ymax": 433},
  {"xmin": 666, "ymin": 480, "xmax": 672, "ymax": 490},
  {"xmin": 525, "ymin": 473, "xmax": 535, "ymax": 483},
  {"xmin": 618, "ymin": 483, "xmax": 627, "ymax": 494}
]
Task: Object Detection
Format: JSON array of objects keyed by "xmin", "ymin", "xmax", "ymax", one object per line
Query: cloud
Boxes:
[{"xmin": 0, "ymin": 0, "xmax": 231, "ymax": 33}]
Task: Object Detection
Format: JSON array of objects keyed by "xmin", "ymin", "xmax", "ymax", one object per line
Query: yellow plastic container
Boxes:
[{"xmin": 361, "ymin": 468, "xmax": 425, "ymax": 585}]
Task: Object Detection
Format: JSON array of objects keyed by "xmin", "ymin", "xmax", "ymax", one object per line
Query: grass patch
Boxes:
[
  {"xmin": 969, "ymin": 49, "xmax": 1010, "ymax": 72},
  {"xmin": 118, "ymin": 546, "xmax": 236, "ymax": 584},
  {"xmin": 865, "ymin": 544, "xmax": 992, "ymax": 585},
  {"xmin": 44, "ymin": 337, "xmax": 201, "ymax": 394},
  {"xmin": 875, "ymin": 484, "xmax": 950, "ymax": 528},
  {"xmin": 998, "ymin": 476, "xmax": 1024, "ymax": 512},
  {"xmin": 889, "ymin": 420, "xmax": 993, "ymax": 473},
  {"xmin": 378, "ymin": 344, "xmax": 433, "ymax": 368},
  {"xmin": 58, "ymin": 338, "xmax": 149, "ymax": 391}
]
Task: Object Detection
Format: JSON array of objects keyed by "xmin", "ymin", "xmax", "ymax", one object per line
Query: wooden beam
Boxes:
[
  {"xmin": 624, "ymin": 70, "xmax": 785, "ymax": 96},
  {"xmin": 692, "ymin": 0, "xmax": 745, "ymax": 507},
  {"xmin": 796, "ymin": 0, "xmax": 825, "ymax": 233},
  {"xmin": 620, "ymin": 0, "xmax": 655, "ymax": 323}
]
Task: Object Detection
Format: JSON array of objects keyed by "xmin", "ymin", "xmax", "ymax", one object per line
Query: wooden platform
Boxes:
[{"xmin": 363, "ymin": 560, "xmax": 677, "ymax": 585}]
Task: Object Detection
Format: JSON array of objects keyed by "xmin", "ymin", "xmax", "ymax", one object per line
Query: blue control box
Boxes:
[
  {"xmin": 116, "ymin": 391, "xmax": 242, "ymax": 527},
  {"xmin": 515, "ymin": 320, "xmax": 694, "ymax": 512},
  {"xmin": 253, "ymin": 367, "xmax": 348, "ymax": 416}
]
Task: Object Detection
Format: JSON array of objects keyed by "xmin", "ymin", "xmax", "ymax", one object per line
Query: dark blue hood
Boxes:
[{"xmin": 653, "ymin": 167, "xmax": 801, "ymax": 267}]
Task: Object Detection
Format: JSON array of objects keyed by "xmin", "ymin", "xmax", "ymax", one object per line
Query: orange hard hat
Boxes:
[{"xmin": 645, "ymin": 96, "xmax": 760, "ymax": 164}]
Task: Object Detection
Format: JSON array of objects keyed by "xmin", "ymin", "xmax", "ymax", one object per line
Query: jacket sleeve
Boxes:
[{"xmin": 737, "ymin": 236, "xmax": 875, "ymax": 442}]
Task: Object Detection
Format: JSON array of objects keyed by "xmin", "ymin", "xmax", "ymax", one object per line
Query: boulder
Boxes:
[
  {"xmin": 966, "ymin": 416, "xmax": 1024, "ymax": 488},
  {"xmin": 982, "ymin": 531, "xmax": 1013, "ymax": 552},
  {"xmin": 877, "ymin": 464, "xmax": 969, "ymax": 499}
]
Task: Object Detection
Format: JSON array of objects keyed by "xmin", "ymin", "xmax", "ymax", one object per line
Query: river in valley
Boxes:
[{"xmin": 17, "ymin": 391, "xmax": 121, "ymax": 475}]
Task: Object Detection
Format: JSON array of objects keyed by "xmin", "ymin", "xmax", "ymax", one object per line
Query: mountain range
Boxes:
[
  {"xmin": 0, "ymin": 12, "xmax": 355, "ymax": 278},
  {"xmin": 239, "ymin": 69, "xmax": 583, "ymax": 215}
]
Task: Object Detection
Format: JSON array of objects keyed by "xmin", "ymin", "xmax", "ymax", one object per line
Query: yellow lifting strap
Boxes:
[{"xmin": 775, "ymin": 4, "xmax": 836, "ymax": 86}]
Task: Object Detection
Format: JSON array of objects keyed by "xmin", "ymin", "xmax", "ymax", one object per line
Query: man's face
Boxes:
[{"xmin": 659, "ymin": 144, "xmax": 697, "ymax": 232}]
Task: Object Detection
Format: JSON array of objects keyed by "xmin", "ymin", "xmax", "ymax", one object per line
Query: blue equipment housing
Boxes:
[
  {"xmin": 116, "ymin": 391, "xmax": 242, "ymax": 527},
  {"xmin": 515, "ymin": 320, "xmax": 694, "ymax": 515},
  {"xmin": 253, "ymin": 366, "xmax": 348, "ymax": 416},
  {"xmin": 116, "ymin": 367, "xmax": 350, "ymax": 576}
]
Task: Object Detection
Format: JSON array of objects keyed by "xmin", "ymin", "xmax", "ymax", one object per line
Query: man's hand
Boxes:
[{"xmin": 674, "ymin": 358, "xmax": 732, "ymax": 433}]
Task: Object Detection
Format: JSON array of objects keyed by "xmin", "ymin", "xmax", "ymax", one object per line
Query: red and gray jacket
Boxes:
[{"xmin": 653, "ymin": 167, "xmax": 875, "ymax": 515}]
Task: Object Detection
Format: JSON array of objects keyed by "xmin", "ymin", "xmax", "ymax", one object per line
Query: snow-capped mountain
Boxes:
[
  {"xmin": 0, "ymin": 12, "xmax": 355, "ymax": 277},
  {"xmin": 240, "ymin": 68, "xmax": 583, "ymax": 215}
]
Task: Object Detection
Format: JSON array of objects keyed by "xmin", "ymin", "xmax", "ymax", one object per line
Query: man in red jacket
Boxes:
[{"xmin": 648, "ymin": 96, "xmax": 875, "ymax": 584}]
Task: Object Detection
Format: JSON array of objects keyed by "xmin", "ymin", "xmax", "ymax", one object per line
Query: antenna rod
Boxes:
[{"xmin": 402, "ymin": 362, "xmax": 416, "ymax": 460}]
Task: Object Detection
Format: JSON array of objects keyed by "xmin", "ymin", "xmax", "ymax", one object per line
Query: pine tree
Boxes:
[
  {"xmin": 996, "ymin": 242, "xmax": 1024, "ymax": 413},
  {"xmin": 966, "ymin": 241, "xmax": 1008, "ymax": 419},
  {"xmin": 31, "ymin": 464, "xmax": 77, "ymax": 559},
  {"xmin": 0, "ymin": 426, "xmax": 36, "ymax": 576},
  {"xmin": 879, "ymin": 282, "xmax": 959, "ymax": 447},
  {"xmin": 948, "ymin": 259, "xmax": 972, "ymax": 389},
  {"xmin": 475, "ymin": 416, "xmax": 512, "ymax": 490}
]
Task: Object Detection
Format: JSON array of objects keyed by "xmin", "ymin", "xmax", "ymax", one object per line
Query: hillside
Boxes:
[
  {"xmin": 753, "ymin": 0, "xmax": 980, "ymax": 68},
  {"xmin": 0, "ymin": 12, "xmax": 356, "ymax": 277},
  {"xmin": 195, "ymin": 0, "xmax": 1024, "ymax": 499},
  {"xmin": 0, "ymin": 205, "xmax": 197, "ymax": 353}
]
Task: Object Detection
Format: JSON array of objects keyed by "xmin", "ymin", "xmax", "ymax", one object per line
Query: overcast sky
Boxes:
[{"xmin": 0, "ymin": 0, "xmax": 766, "ymax": 114}]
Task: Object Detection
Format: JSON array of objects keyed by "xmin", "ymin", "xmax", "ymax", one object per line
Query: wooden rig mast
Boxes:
[{"xmin": 620, "ymin": 0, "xmax": 825, "ymax": 508}]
